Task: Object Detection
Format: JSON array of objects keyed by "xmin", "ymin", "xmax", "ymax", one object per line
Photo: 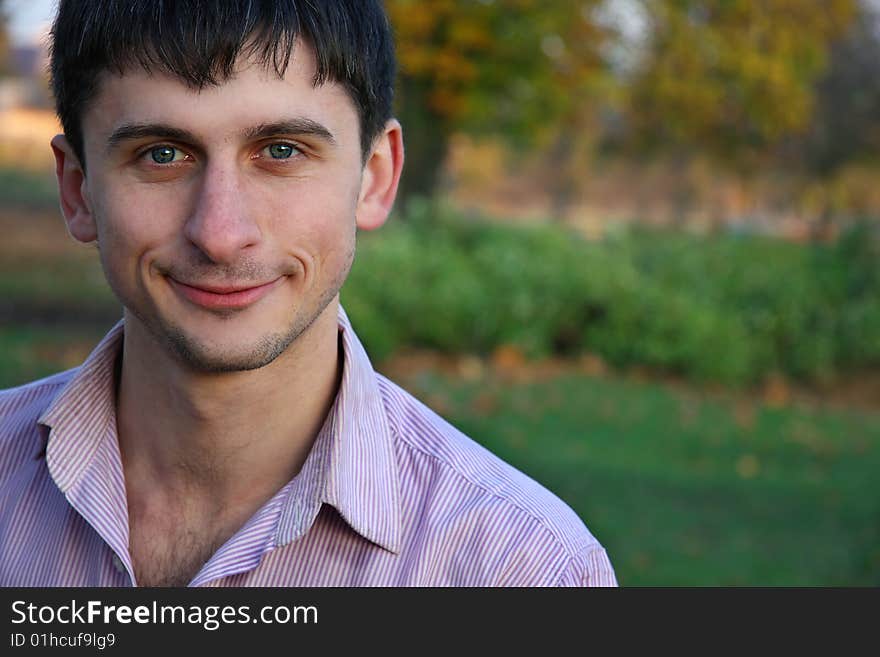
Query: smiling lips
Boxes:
[{"xmin": 169, "ymin": 277, "xmax": 283, "ymax": 310}]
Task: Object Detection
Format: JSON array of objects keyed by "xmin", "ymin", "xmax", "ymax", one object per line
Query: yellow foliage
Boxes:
[
  {"xmin": 386, "ymin": 0, "xmax": 607, "ymax": 126},
  {"xmin": 629, "ymin": 0, "xmax": 857, "ymax": 156}
]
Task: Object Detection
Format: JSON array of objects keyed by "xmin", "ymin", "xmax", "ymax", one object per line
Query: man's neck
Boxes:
[{"xmin": 115, "ymin": 300, "xmax": 343, "ymax": 511}]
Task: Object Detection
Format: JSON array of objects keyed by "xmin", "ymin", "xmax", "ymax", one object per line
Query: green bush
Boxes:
[{"xmin": 343, "ymin": 201, "xmax": 880, "ymax": 387}]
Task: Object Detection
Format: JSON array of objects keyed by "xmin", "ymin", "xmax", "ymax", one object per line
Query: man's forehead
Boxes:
[{"xmin": 83, "ymin": 45, "xmax": 356, "ymax": 143}]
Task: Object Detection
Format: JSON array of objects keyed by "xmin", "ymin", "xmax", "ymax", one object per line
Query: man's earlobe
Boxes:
[
  {"xmin": 51, "ymin": 134, "xmax": 97, "ymax": 243},
  {"xmin": 356, "ymin": 119, "xmax": 404, "ymax": 231}
]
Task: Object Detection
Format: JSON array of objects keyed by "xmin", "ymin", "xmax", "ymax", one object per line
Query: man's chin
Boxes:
[
  {"xmin": 161, "ymin": 328, "xmax": 296, "ymax": 374},
  {"xmin": 122, "ymin": 286, "xmax": 339, "ymax": 374}
]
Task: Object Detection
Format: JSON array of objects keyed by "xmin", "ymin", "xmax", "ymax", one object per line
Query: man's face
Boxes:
[{"xmin": 69, "ymin": 45, "xmax": 379, "ymax": 372}]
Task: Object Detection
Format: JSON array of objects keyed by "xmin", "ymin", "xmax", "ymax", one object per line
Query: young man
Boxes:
[{"xmin": 0, "ymin": 1, "xmax": 616, "ymax": 587}]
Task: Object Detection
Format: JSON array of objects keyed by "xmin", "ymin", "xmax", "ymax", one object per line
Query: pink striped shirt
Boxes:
[{"xmin": 0, "ymin": 307, "xmax": 616, "ymax": 587}]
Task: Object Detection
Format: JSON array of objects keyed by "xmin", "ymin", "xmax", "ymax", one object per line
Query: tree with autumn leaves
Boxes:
[
  {"xmin": 387, "ymin": 0, "xmax": 609, "ymax": 201},
  {"xmin": 622, "ymin": 0, "xmax": 856, "ymax": 164},
  {"xmin": 386, "ymin": 0, "xmax": 863, "ymax": 205}
]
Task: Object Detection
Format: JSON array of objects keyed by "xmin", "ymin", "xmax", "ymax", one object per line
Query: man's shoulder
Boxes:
[
  {"xmin": 1, "ymin": 368, "xmax": 77, "ymax": 412},
  {"xmin": 374, "ymin": 373, "xmax": 611, "ymax": 583}
]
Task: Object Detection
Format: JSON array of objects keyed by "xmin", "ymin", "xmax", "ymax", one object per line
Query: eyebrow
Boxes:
[
  {"xmin": 243, "ymin": 119, "xmax": 336, "ymax": 145},
  {"xmin": 106, "ymin": 118, "xmax": 337, "ymax": 151},
  {"xmin": 107, "ymin": 123, "xmax": 196, "ymax": 150}
]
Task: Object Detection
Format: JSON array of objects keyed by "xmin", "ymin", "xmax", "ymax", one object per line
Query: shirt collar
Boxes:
[
  {"xmin": 38, "ymin": 306, "xmax": 402, "ymax": 555},
  {"xmin": 275, "ymin": 306, "xmax": 401, "ymax": 554},
  {"xmin": 39, "ymin": 319, "xmax": 125, "ymax": 494}
]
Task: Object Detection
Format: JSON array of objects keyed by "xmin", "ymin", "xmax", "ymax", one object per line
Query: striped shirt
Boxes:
[{"xmin": 0, "ymin": 307, "xmax": 616, "ymax": 587}]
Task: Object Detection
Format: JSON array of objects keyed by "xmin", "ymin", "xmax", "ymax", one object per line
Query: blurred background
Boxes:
[{"xmin": 1, "ymin": 0, "xmax": 878, "ymax": 585}]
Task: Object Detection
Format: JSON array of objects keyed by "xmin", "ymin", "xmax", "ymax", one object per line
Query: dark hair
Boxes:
[{"xmin": 49, "ymin": 0, "xmax": 396, "ymax": 168}]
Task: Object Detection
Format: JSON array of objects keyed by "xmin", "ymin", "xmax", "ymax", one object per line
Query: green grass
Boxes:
[{"xmin": 389, "ymin": 369, "xmax": 880, "ymax": 585}]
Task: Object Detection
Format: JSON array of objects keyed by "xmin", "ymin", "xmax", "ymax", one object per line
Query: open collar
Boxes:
[
  {"xmin": 38, "ymin": 320, "xmax": 130, "ymax": 569},
  {"xmin": 37, "ymin": 307, "xmax": 402, "ymax": 561},
  {"xmin": 274, "ymin": 306, "xmax": 402, "ymax": 554}
]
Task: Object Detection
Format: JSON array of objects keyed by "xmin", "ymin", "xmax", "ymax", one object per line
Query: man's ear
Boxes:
[
  {"xmin": 356, "ymin": 119, "xmax": 404, "ymax": 231},
  {"xmin": 50, "ymin": 134, "xmax": 97, "ymax": 243}
]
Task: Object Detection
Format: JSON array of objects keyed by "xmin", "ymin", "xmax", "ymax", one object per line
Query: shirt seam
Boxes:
[
  {"xmin": 0, "ymin": 376, "xmax": 72, "ymax": 404},
  {"xmin": 552, "ymin": 544, "xmax": 609, "ymax": 586},
  {"xmin": 0, "ymin": 378, "xmax": 73, "ymax": 451},
  {"xmin": 381, "ymin": 398, "xmax": 596, "ymax": 563}
]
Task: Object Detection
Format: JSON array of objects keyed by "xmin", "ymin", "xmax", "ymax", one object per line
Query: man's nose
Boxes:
[{"xmin": 183, "ymin": 164, "xmax": 262, "ymax": 264}]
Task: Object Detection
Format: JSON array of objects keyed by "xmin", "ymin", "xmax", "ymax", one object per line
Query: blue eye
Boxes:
[
  {"xmin": 266, "ymin": 143, "xmax": 298, "ymax": 159},
  {"xmin": 150, "ymin": 146, "xmax": 180, "ymax": 164}
]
